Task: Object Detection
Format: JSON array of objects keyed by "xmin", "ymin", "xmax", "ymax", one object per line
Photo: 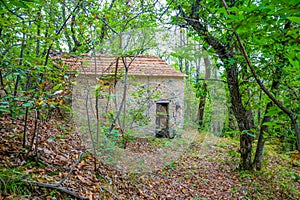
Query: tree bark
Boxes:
[
  {"xmin": 253, "ymin": 101, "xmax": 272, "ymax": 170},
  {"xmin": 221, "ymin": 0, "xmax": 300, "ymax": 154},
  {"xmin": 178, "ymin": 3, "xmax": 254, "ymax": 169},
  {"xmin": 253, "ymin": 65, "xmax": 281, "ymax": 170},
  {"xmin": 228, "ymin": 107, "xmax": 236, "ymax": 130},
  {"xmin": 197, "ymin": 55, "xmax": 211, "ymax": 128},
  {"xmin": 179, "ymin": 28, "xmax": 184, "ymax": 73},
  {"xmin": 197, "ymin": 82, "xmax": 207, "ymax": 128},
  {"xmin": 225, "ymin": 64, "xmax": 253, "ymax": 170}
]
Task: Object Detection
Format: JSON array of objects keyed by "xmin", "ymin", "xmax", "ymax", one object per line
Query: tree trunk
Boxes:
[
  {"xmin": 253, "ymin": 66, "xmax": 281, "ymax": 170},
  {"xmin": 197, "ymin": 55, "xmax": 211, "ymax": 128},
  {"xmin": 253, "ymin": 101, "xmax": 272, "ymax": 170},
  {"xmin": 178, "ymin": 3, "xmax": 254, "ymax": 170},
  {"xmin": 221, "ymin": 2, "xmax": 300, "ymax": 154},
  {"xmin": 204, "ymin": 56, "xmax": 211, "ymax": 79},
  {"xmin": 293, "ymin": 118, "xmax": 300, "ymax": 152},
  {"xmin": 225, "ymin": 65, "xmax": 254, "ymax": 170},
  {"xmin": 228, "ymin": 106, "xmax": 236, "ymax": 130},
  {"xmin": 197, "ymin": 83, "xmax": 207, "ymax": 128}
]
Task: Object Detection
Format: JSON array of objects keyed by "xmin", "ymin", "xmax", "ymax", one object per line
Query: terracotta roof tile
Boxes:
[{"xmin": 53, "ymin": 54, "xmax": 186, "ymax": 77}]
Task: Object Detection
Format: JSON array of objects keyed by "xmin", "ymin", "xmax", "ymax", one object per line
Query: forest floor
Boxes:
[{"xmin": 1, "ymin": 115, "xmax": 300, "ymax": 199}]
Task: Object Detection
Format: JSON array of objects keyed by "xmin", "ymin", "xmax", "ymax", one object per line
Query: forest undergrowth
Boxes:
[{"xmin": 0, "ymin": 115, "xmax": 299, "ymax": 199}]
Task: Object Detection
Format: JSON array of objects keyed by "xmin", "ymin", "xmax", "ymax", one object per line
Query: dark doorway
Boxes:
[{"xmin": 156, "ymin": 101, "xmax": 169, "ymax": 132}]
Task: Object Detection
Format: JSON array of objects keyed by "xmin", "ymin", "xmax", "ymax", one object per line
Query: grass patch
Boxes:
[
  {"xmin": 0, "ymin": 168, "xmax": 31, "ymax": 197},
  {"xmin": 214, "ymin": 136, "xmax": 300, "ymax": 199}
]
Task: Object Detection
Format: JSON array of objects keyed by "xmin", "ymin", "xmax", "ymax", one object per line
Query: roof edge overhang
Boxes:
[{"xmin": 69, "ymin": 71, "xmax": 187, "ymax": 78}]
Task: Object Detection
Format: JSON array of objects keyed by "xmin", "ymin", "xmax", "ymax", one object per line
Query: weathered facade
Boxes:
[{"xmin": 55, "ymin": 54, "xmax": 185, "ymax": 135}]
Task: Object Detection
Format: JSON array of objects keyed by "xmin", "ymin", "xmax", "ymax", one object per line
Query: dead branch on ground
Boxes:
[
  {"xmin": 24, "ymin": 180, "xmax": 89, "ymax": 200},
  {"xmin": 24, "ymin": 152, "xmax": 86, "ymax": 199}
]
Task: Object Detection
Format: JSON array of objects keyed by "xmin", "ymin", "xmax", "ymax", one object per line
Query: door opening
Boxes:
[{"xmin": 156, "ymin": 101, "xmax": 169, "ymax": 134}]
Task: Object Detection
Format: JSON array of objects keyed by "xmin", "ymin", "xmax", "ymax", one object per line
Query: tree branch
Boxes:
[
  {"xmin": 56, "ymin": 151, "xmax": 84, "ymax": 186},
  {"xmin": 24, "ymin": 180, "xmax": 88, "ymax": 200},
  {"xmin": 23, "ymin": 152, "xmax": 86, "ymax": 198},
  {"xmin": 44, "ymin": 0, "xmax": 83, "ymax": 66},
  {"xmin": 221, "ymin": 0, "xmax": 300, "ymax": 152}
]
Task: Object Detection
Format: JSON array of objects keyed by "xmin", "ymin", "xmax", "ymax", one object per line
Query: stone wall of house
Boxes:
[
  {"xmin": 72, "ymin": 74, "xmax": 185, "ymax": 135},
  {"xmin": 71, "ymin": 74, "xmax": 99, "ymax": 127},
  {"xmin": 118, "ymin": 76, "xmax": 185, "ymax": 134}
]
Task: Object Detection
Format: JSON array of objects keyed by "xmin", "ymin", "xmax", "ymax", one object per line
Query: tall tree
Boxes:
[
  {"xmin": 166, "ymin": 0, "xmax": 300, "ymax": 169},
  {"xmin": 196, "ymin": 54, "xmax": 211, "ymax": 128},
  {"xmin": 168, "ymin": 0, "xmax": 254, "ymax": 169}
]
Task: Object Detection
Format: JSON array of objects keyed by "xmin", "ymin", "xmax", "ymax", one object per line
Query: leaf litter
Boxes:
[{"xmin": 0, "ymin": 115, "xmax": 299, "ymax": 199}]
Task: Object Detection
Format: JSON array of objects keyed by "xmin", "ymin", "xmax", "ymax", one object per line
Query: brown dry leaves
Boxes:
[{"xmin": 1, "ymin": 115, "xmax": 299, "ymax": 199}]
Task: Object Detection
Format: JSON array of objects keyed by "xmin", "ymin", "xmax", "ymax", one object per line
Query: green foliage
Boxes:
[
  {"xmin": 0, "ymin": 0, "xmax": 298, "ymax": 176},
  {"xmin": 167, "ymin": 0, "xmax": 300, "ymax": 163},
  {"xmin": 0, "ymin": 168, "xmax": 31, "ymax": 196},
  {"xmin": 148, "ymin": 137, "xmax": 171, "ymax": 148},
  {"xmin": 0, "ymin": 0, "xmax": 76, "ymax": 122},
  {"xmin": 164, "ymin": 160, "xmax": 178, "ymax": 169},
  {"xmin": 216, "ymin": 137, "xmax": 300, "ymax": 198},
  {"xmin": 124, "ymin": 81, "xmax": 161, "ymax": 129},
  {"xmin": 192, "ymin": 80, "xmax": 208, "ymax": 99}
]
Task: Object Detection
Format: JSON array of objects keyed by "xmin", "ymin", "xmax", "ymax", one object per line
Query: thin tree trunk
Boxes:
[
  {"xmin": 179, "ymin": 28, "xmax": 184, "ymax": 73},
  {"xmin": 22, "ymin": 73, "xmax": 31, "ymax": 149},
  {"xmin": 107, "ymin": 58, "xmax": 128, "ymax": 136},
  {"xmin": 253, "ymin": 19, "xmax": 294, "ymax": 169},
  {"xmin": 195, "ymin": 44, "xmax": 201, "ymax": 82},
  {"xmin": 204, "ymin": 56, "xmax": 211, "ymax": 79},
  {"xmin": 253, "ymin": 68, "xmax": 281, "ymax": 169},
  {"xmin": 257, "ymin": 90, "xmax": 262, "ymax": 126},
  {"xmin": 13, "ymin": 20, "xmax": 25, "ymax": 98},
  {"xmin": 253, "ymin": 101, "xmax": 272, "ymax": 170},
  {"xmin": 70, "ymin": 15, "xmax": 82, "ymax": 52},
  {"xmin": 293, "ymin": 119, "xmax": 300, "ymax": 151},
  {"xmin": 85, "ymin": 92, "xmax": 97, "ymax": 172},
  {"xmin": 61, "ymin": 5, "xmax": 72, "ymax": 52},
  {"xmin": 185, "ymin": 33, "xmax": 189, "ymax": 75},
  {"xmin": 197, "ymin": 55, "xmax": 211, "ymax": 128},
  {"xmin": 25, "ymin": 110, "xmax": 39, "ymax": 160},
  {"xmin": 93, "ymin": 49, "xmax": 100, "ymax": 147},
  {"xmin": 197, "ymin": 83, "xmax": 207, "ymax": 128},
  {"xmin": 36, "ymin": 12, "xmax": 40, "ymax": 56}
]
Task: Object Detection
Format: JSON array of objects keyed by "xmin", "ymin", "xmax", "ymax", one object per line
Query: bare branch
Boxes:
[
  {"xmin": 24, "ymin": 180, "xmax": 88, "ymax": 200},
  {"xmin": 56, "ymin": 152, "xmax": 84, "ymax": 186},
  {"xmin": 44, "ymin": 0, "xmax": 83, "ymax": 65}
]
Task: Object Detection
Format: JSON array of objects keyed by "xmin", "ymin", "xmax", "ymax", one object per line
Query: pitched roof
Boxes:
[{"xmin": 53, "ymin": 54, "xmax": 186, "ymax": 77}]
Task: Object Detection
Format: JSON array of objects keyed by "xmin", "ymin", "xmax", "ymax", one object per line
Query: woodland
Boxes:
[{"xmin": 0, "ymin": 0, "xmax": 300, "ymax": 199}]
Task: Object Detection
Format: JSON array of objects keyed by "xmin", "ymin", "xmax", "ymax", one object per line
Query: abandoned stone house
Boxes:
[{"xmin": 55, "ymin": 54, "xmax": 185, "ymax": 135}]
